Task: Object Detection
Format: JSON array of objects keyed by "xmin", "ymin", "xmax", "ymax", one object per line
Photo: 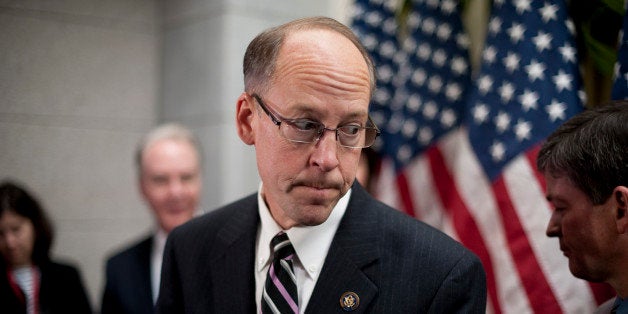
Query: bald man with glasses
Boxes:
[{"xmin": 156, "ymin": 16, "xmax": 486, "ymax": 313}]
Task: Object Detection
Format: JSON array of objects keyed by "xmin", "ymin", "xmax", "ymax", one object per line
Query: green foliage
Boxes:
[{"xmin": 573, "ymin": 0, "xmax": 624, "ymax": 76}]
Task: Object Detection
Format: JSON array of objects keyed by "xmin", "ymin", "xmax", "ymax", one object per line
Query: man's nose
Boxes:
[
  {"xmin": 546, "ymin": 212, "xmax": 561, "ymax": 237},
  {"xmin": 310, "ymin": 130, "xmax": 340, "ymax": 172}
]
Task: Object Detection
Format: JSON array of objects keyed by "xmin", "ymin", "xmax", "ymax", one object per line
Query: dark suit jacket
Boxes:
[
  {"xmin": 156, "ymin": 183, "xmax": 487, "ymax": 313},
  {"xmin": 101, "ymin": 235, "xmax": 154, "ymax": 314},
  {"xmin": 0, "ymin": 260, "xmax": 92, "ymax": 314}
]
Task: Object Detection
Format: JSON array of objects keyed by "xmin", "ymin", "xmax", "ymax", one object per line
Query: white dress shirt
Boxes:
[
  {"xmin": 254, "ymin": 182, "xmax": 351, "ymax": 313},
  {"xmin": 150, "ymin": 228, "xmax": 167, "ymax": 304}
]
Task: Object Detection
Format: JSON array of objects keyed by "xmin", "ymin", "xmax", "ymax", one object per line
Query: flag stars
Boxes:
[
  {"xmin": 362, "ymin": 34, "xmax": 378, "ymax": 50},
  {"xmin": 418, "ymin": 127, "xmax": 433, "ymax": 145},
  {"xmin": 407, "ymin": 12, "xmax": 421, "ymax": 31},
  {"xmin": 382, "ymin": 18, "xmax": 398, "ymax": 36},
  {"xmin": 539, "ymin": 3, "xmax": 558, "ymax": 22},
  {"xmin": 412, "ymin": 68, "xmax": 427, "ymax": 86},
  {"xmin": 490, "ymin": 141, "xmax": 506, "ymax": 162},
  {"xmin": 380, "ymin": 0, "xmax": 395, "ymax": 11},
  {"xmin": 441, "ymin": 0, "xmax": 456, "ymax": 15},
  {"xmin": 422, "ymin": 18, "xmax": 436, "ymax": 35},
  {"xmin": 503, "ymin": 52, "xmax": 521, "ymax": 73},
  {"xmin": 350, "ymin": 3, "xmax": 364, "ymax": 19},
  {"xmin": 514, "ymin": 119, "xmax": 533, "ymax": 141},
  {"xmin": 507, "ymin": 23, "xmax": 526, "ymax": 43},
  {"xmin": 379, "ymin": 41, "xmax": 397, "ymax": 58},
  {"xmin": 437, "ymin": 24, "xmax": 452, "ymax": 41},
  {"xmin": 494, "ymin": 111, "xmax": 511, "ymax": 133},
  {"xmin": 426, "ymin": 0, "xmax": 440, "ymax": 9},
  {"xmin": 525, "ymin": 60, "xmax": 546, "ymax": 81},
  {"xmin": 440, "ymin": 108, "xmax": 457, "ymax": 128},
  {"xmin": 451, "ymin": 56, "xmax": 468, "ymax": 75},
  {"xmin": 377, "ymin": 65, "xmax": 394, "ymax": 83},
  {"xmin": 403, "ymin": 37, "xmax": 417, "ymax": 52},
  {"xmin": 417, "ymin": 43, "xmax": 432, "ymax": 61},
  {"xmin": 519, "ymin": 89, "xmax": 539, "ymax": 111},
  {"xmin": 483, "ymin": 46, "xmax": 497, "ymax": 64},
  {"xmin": 445, "ymin": 82, "xmax": 463, "ymax": 101},
  {"xmin": 514, "ymin": 0, "xmax": 532, "ymax": 14},
  {"xmin": 498, "ymin": 82, "xmax": 516, "ymax": 103},
  {"xmin": 565, "ymin": 19, "xmax": 576, "ymax": 35},
  {"xmin": 402, "ymin": 119, "xmax": 417, "ymax": 138},
  {"xmin": 407, "ymin": 95, "xmax": 421, "ymax": 112},
  {"xmin": 365, "ymin": 11, "xmax": 383, "ymax": 27},
  {"xmin": 370, "ymin": 111, "xmax": 386, "ymax": 128},
  {"xmin": 428, "ymin": 75, "xmax": 443, "ymax": 94},
  {"xmin": 396, "ymin": 145, "xmax": 413, "ymax": 163},
  {"xmin": 472, "ymin": 104, "xmax": 490, "ymax": 124},
  {"xmin": 456, "ymin": 33, "xmax": 470, "ymax": 49},
  {"xmin": 386, "ymin": 113, "xmax": 404, "ymax": 133},
  {"xmin": 559, "ymin": 44, "xmax": 576, "ymax": 63},
  {"xmin": 423, "ymin": 101, "xmax": 439, "ymax": 120},
  {"xmin": 553, "ymin": 70, "xmax": 572, "ymax": 92},
  {"xmin": 433, "ymin": 49, "xmax": 447, "ymax": 67},
  {"xmin": 488, "ymin": 17, "xmax": 502, "ymax": 35},
  {"xmin": 393, "ymin": 52, "xmax": 409, "ymax": 71},
  {"xmin": 533, "ymin": 31, "xmax": 552, "ymax": 52},
  {"xmin": 546, "ymin": 100, "xmax": 567, "ymax": 121},
  {"xmin": 478, "ymin": 75, "xmax": 493, "ymax": 95},
  {"xmin": 373, "ymin": 89, "xmax": 391, "ymax": 105}
]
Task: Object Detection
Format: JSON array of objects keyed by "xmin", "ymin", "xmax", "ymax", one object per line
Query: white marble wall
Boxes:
[{"xmin": 0, "ymin": 0, "xmax": 351, "ymax": 309}]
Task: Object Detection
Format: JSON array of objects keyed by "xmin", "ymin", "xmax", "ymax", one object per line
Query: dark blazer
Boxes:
[
  {"xmin": 101, "ymin": 236, "xmax": 154, "ymax": 314},
  {"xmin": 156, "ymin": 183, "xmax": 487, "ymax": 313},
  {"xmin": 0, "ymin": 260, "xmax": 92, "ymax": 314}
]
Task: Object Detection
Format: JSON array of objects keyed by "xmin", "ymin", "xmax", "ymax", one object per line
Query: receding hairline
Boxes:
[
  {"xmin": 243, "ymin": 16, "xmax": 376, "ymax": 96},
  {"xmin": 135, "ymin": 123, "xmax": 202, "ymax": 174}
]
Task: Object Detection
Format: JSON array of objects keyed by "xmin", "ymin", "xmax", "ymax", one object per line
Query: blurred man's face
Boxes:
[
  {"xmin": 140, "ymin": 139, "xmax": 201, "ymax": 233},
  {"xmin": 544, "ymin": 172, "xmax": 619, "ymax": 282}
]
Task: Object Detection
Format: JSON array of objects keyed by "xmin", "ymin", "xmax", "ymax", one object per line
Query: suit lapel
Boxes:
[
  {"xmin": 209, "ymin": 195, "xmax": 259, "ymax": 313},
  {"xmin": 306, "ymin": 184, "xmax": 381, "ymax": 313},
  {"xmin": 136, "ymin": 236, "xmax": 155, "ymax": 310}
]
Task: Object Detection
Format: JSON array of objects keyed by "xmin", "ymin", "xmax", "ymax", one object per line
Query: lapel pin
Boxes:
[{"xmin": 340, "ymin": 291, "xmax": 360, "ymax": 311}]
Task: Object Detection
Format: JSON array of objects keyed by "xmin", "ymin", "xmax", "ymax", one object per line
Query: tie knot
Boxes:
[{"xmin": 270, "ymin": 232, "xmax": 295, "ymax": 260}]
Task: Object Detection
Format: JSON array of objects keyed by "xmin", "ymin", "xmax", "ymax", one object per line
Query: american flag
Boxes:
[
  {"xmin": 351, "ymin": 0, "xmax": 615, "ymax": 312},
  {"xmin": 612, "ymin": 0, "xmax": 628, "ymax": 100}
]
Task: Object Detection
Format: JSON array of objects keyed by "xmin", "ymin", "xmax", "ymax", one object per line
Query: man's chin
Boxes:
[{"xmin": 291, "ymin": 203, "xmax": 337, "ymax": 226}]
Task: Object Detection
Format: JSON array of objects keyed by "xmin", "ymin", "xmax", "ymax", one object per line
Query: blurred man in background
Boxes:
[{"xmin": 102, "ymin": 123, "xmax": 203, "ymax": 314}]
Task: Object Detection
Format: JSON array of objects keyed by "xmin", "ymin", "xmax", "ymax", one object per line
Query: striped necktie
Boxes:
[{"xmin": 261, "ymin": 232, "xmax": 299, "ymax": 314}]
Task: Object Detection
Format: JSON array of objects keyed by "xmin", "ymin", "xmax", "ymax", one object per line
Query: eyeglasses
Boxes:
[{"xmin": 251, "ymin": 94, "xmax": 380, "ymax": 149}]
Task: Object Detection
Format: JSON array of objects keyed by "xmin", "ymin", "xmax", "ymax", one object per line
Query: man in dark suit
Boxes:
[
  {"xmin": 102, "ymin": 123, "xmax": 203, "ymax": 314},
  {"xmin": 156, "ymin": 16, "xmax": 486, "ymax": 313}
]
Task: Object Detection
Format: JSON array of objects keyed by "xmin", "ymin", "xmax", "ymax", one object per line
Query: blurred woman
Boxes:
[{"xmin": 0, "ymin": 180, "xmax": 91, "ymax": 314}]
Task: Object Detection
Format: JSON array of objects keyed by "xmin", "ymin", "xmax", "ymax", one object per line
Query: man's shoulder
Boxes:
[
  {"xmin": 350, "ymin": 186, "xmax": 472, "ymax": 258},
  {"xmin": 106, "ymin": 235, "xmax": 153, "ymax": 266},
  {"xmin": 169, "ymin": 192, "xmax": 259, "ymax": 239}
]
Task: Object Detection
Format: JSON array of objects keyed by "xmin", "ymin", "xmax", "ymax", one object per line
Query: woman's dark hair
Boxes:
[{"xmin": 0, "ymin": 180, "xmax": 53, "ymax": 266}]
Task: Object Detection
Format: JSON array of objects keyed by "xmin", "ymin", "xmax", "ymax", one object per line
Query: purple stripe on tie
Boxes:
[{"xmin": 269, "ymin": 263, "xmax": 298, "ymax": 313}]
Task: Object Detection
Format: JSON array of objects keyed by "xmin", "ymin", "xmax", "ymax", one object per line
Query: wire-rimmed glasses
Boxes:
[{"xmin": 251, "ymin": 93, "xmax": 380, "ymax": 149}]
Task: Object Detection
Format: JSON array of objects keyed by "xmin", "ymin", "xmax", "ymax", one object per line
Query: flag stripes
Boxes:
[{"xmin": 352, "ymin": 0, "xmax": 615, "ymax": 311}]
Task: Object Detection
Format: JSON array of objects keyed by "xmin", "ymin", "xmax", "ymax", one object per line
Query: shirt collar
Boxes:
[
  {"xmin": 152, "ymin": 228, "xmax": 168, "ymax": 255},
  {"xmin": 256, "ymin": 182, "xmax": 351, "ymax": 278}
]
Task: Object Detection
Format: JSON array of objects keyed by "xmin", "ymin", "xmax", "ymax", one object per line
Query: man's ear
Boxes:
[
  {"xmin": 614, "ymin": 186, "xmax": 628, "ymax": 234},
  {"xmin": 236, "ymin": 93, "xmax": 256, "ymax": 145}
]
